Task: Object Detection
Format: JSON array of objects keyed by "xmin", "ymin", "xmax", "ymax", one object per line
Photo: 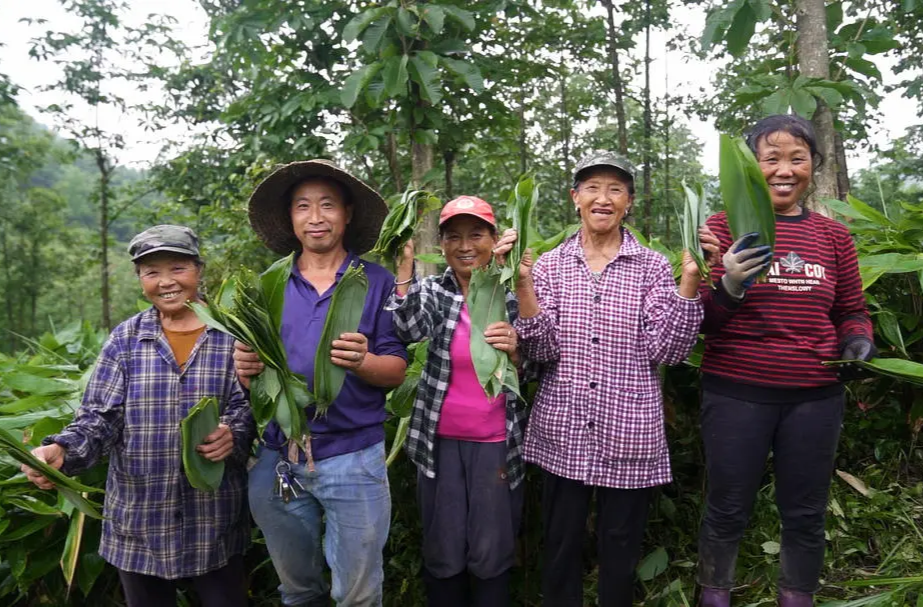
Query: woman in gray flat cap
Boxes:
[{"xmin": 22, "ymin": 225, "xmax": 254, "ymax": 607}]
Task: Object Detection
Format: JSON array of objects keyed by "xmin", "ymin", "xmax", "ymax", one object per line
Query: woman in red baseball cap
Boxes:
[{"xmin": 386, "ymin": 196, "xmax": 526, "ymax": 607}]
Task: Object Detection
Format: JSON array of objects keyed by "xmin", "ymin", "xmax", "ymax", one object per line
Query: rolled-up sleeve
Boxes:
[
  {"xmin": 640, "ymin": 256, "xmax": 704, "ymax": 365},
  {"xmin": 386, "ymin": 274, "xmax": 435, "ymax": 344},
  {"xmin": 514, "ymin": 256, "xmax": 560, "ymax": 363},
  {"xmin": 44, "ymin": 334, "xmax": 126, "ymax": 476}
]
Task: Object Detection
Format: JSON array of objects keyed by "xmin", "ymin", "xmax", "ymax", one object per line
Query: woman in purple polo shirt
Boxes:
[
  {"xmin": 387, "ymin": 196, "xmax": 525, "ymax": 607},
  {"xmin": 514, "ymin": 151, "xmax": 705, "ymax": 606}
]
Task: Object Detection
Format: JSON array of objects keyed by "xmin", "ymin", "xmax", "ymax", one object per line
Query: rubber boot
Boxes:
[
  {"xmin": 471, "ymin": 569, "xmax": 511, "ymax": 607},
  {"xmin": 422, "ymin": 568, "xmax": 469, "ymax": 607},
  {"xmin": 699, "ymin": 587, "xmax": 731, "ymax": 607},
  {"xmin": 778, "ymin": 588, "xmax": 814, "ymax": 607}
]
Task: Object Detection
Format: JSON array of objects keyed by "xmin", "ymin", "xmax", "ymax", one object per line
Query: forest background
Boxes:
[{"xmin": 1, "ymin": 0, "xmax": 923, "ymax": 605}]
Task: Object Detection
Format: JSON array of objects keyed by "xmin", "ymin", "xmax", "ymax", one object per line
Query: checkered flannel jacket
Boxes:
[{"xmin": 386, "ymin": 268, "xmax": 528, "ymax": 489}]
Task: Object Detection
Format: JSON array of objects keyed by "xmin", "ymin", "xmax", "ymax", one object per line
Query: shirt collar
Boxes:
[
  {"xmin": 564, "ymin": 227, "xmax": 645, "ymax": 259},
  {"xmin": 137, "ymin": 305, "xmax": 214, "ymax": 341},
  {"xmin": 290, "ymin": 250, "xmax": 358, "ymax": 283}
]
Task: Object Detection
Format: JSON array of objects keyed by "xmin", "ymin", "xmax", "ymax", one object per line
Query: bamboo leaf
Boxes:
[
  {"xmin": 314, "ymin": 264, "xmax": 369, "ymax": 412},
  {"xmin": 60, "ymin": 505, "xmax": 86, "ymax": 596},
  {"xmin": 467, "ymin": 266, "xmax": 510, "ymax": 399},
  {"xmin": 371, "ymin": 189, "xmax": 442, "ymax": 264},
  {"xmin": 504, "ymin": 175, "xmax": 538, "ymax": 291},
  {"xmin": 180, "ymin": 397, "xmax": 225, "ymax": 492},
  {"xmin": 680, "ymin": 181, "xmax": 711, "ymax": 281},
  {"xmin": 386, "ymin": 415, "xmax": 411, "ymax": 467},
  {"xmin": 260, "ymin": 253, "xmax": 294, "ymax": 335}
]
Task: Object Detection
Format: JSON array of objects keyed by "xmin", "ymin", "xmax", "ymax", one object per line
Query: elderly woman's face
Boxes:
[
  {"xmin": 756, "ymin": 131, "xmax": 813, "ymax": 213},
  {"xmin": 571, "ymin": 168, "xmax": 633, "ymax": 236},
  {"xmin": 137, "ymin": 252, "xmax": 201, "ymax": 315},
  {"xmin": 440, "ymin": 215, "xmax": 497, "ymax": 281}
]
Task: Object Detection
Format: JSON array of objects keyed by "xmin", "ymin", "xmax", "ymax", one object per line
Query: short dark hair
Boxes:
[
  {"xmin": 745, "ymin": 114, "xmax": 824, "ymax": 170},
  {"xmin": 572, "ymin": 166, "xmax": 635, "ymax": 196}
]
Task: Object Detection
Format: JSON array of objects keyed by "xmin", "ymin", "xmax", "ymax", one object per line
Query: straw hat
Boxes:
[{"xmin": 248, "ymin": 159, "xmax": 387, "ymax": 255}]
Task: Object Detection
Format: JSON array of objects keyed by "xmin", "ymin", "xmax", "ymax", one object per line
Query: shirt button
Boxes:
[
  {"xmin": 593, "ymin": 295, "xmax": 601, "ymax": 303},
  {"xmin": 174, "ymin": 511, "xmax": 183, "ymax": 520},
  {"xmin": 587, "ymin": 420, "xmax": 595, "ymax": 429},
  {"xmin": 589, "ymin": 381, "xmax": 597, "ymax": 389},
  {"xmin": 591, "ymin": 337, "xmax": 599, "ymax": 344}
]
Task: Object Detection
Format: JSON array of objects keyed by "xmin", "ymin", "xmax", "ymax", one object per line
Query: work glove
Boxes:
[
  {"xmin": 720, "ymin": 232, "xmax": 773, "ymax": 300},
  {"xmin": 838, "ymin": 336, "xmax": 878, "ymax": 381}
]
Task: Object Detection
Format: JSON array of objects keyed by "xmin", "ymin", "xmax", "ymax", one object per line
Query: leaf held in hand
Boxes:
[{"xmin": 180, "ymin": 397, "xmax": 225, "ymax": 492}]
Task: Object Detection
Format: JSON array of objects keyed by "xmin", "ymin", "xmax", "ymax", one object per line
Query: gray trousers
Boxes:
[{"xmin": 417, "ymin": 439, "xmax": 524, "ymax": 579}]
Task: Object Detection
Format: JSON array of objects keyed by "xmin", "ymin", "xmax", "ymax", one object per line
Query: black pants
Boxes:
[
  {"xmin": 540, "ymin": 469, "xmax": 652, "ymax": 607},
  {"xmin": 118, "ymin": 554, "xmax": 247, "ymax": 607},
  {"xmin": 697, "ymin": 391, "xmax": 845, "ymax": 593}
]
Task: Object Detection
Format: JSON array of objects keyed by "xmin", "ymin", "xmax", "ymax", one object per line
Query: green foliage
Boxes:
[
  {"xmin": 719, "ymin": 134, "xmax": 776, "ymax": 250},
  {"xmin": 680, "ymin": 181, "xmax": 710, "ymax": 280},
  {"xmin": 502, "ymin": 175, "xmax": 538, "ymax": 291},
  {"xmin": 372, "ymin": 189, "xmax": 443, "ymax": 266},
  {"xmin": 180, "ymin": 397, "xmax": 225, "ymax": 492},
  {"xmin": 313, "ymin": 264, "xmax": 370, "ymax": 411},
  {"xmin": 467, "ymin": 266, "xmax": 519, "ymax": 400},
  {"xmin": 190, "ymin": 255, "xmax": 312, "ymax": 444}
]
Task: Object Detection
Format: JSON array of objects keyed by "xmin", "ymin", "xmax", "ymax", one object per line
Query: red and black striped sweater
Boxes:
[{"xmin": 699, "ymin": 209, "xmax": 873, "ymax": 403}]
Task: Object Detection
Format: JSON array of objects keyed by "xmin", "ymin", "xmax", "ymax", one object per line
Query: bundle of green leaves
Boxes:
[
  {"xmin": 180, "ymin": 397, "xmax": 224, "ymax": 492},
  {"xmin": 371, "ymin": 188, "xmax": 442, "ymax": 265},
  {"xmin": 719, "ymin": 134, "xmax": 776, "ymax": 280},
  {"xmin": 190, "ymin": 254, "xmax": 311, "ymax": 445},
  {"xmin": 500, "ymin": 175, "xmax": 538, "ymax": 291},
  {"xmin": 0, "ymin": 428, "xmax": 103, "ymax": 519},
  {"xmin": 680, "ymin": 181, "xmax": 711, "ymax": 281}
]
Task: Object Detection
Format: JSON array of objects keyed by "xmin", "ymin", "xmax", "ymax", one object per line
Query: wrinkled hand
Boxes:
[
  {"xmin": 721, "ymin": 232, "xmax": 773, "ymax": 300},
  {"xmin": 681, "ymin": 250, "xmax": 703, "ymax": 281},
  {"xmin": 484, "ymin": 321, "xmax": 520, "ymax": 366},
  {"xmin": 397, "ymin": 239, "xmax": 415, "ymax": 277},
  {"xmin": 698, "ymin": 225, "xmax": 721, "ymax": 267},
  {"xmin": 233, "ymin": 341, "xmax": 263, "ymax": 390},
  {"xmin": 197, "ymin": 423, "xmax": 234, "ymax": 462},
  {"xmin": 22, "ymin": 444, "xmax": 65, "ymax": 490},
  {"xmin": 492, "ymin": 228, "xmax": 517, "ymax": 262},
  {"xmin": 838, "ymin": 336, "xmax": 878, "ymax": 381},
  {"xmin": 331, "ymin": 332, "xmax": 368, "ymax": 370}
]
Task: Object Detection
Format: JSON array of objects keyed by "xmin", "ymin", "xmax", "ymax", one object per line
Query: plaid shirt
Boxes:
[
  {"xmin": 514, "ymin": 229, "xmax": 702, "ymax": 489},
  {"xmin": 387, "ymin": 268, "xmax": 528, "ymax": 489},
  {"xmin": 47, "ymin": 307, "xmax": 254, "ymax": 579}
]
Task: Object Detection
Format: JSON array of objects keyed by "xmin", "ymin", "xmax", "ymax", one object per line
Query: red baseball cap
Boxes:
[{"xmin": 439, "ymin": 196, "xmax": 496, "ymax": 227}]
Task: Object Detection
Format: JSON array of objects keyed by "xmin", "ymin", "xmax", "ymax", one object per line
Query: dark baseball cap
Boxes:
[
  {"xmin": 128, "ymin": 225, "xmax": 201, "ymax": 262},
  {"xmin": 573, "ymin": 150, "xmax": 636, "ymax": 187}
]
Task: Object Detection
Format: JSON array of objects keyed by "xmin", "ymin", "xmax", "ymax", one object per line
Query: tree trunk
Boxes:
[
  {"xmin": 796, "ymin": 0, "xmax": 838, "ymax": 211},
  {"xmin": 386, "ymin": 130, "xmax": 403, "ymax": 192},
  {"xmin": 642, "ymin": 3, "xmax": 653, "ymax": 237},
  {"xmin": 560, "ymin": 68, "xmax": 571, "ymax": 230},
  {"xmin": 603, "ymin": 0, "xmax": 628, "ymax": 155},
  {"xmin": 519, "ymin": 90, "xmax": 528, "ymax": 175},
  {"xmin": 412, "ymin": 141, "xmax": 437, "ymax": 276},
  {"xmin": 96, "ymin": 149, "xmax": 112, "ymax": 331},
  {"xmin": 444, "ymin": 149, "xmax": 455, "ymax": 200},
  {"xmin": 834, "ymin": 128, "xmax": 850, "ymax": 200}
]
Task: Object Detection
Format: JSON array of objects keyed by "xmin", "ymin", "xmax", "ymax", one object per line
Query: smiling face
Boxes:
[
  {"xmin": 755, "ymin": 130, "xmax": 814, "ymax": 215},
  {"xmin": 137, "ymin": 252, "xmax": 202, "ymax": 316},
  {"xmin": 440, "ymin": 215, "xmax": 497, "ymax": 282},
  {"xmin": 571, "ymin": 167, "xmax": 634, "ymax": 236},
  {"xmin": 290, "ymin": 178, "xmax": 353, "ymax": 255}
]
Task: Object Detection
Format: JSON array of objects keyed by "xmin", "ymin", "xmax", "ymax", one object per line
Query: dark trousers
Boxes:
[
  {"xmin": 697, "ymin": 391, "xmax": 845, "ymax": 593},
  {"xmin": 118, "ymin": 554, "xmax": 247, "ymax": 607},
  {"xmin": 418, "ymin": 439, "xmax": 524, "ymax": 607},
  {"xmin": 540, "ymin": 469, "xmax": 652, "ymax": 607}
]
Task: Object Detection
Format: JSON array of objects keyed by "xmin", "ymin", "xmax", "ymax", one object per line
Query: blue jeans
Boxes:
[{"xmin": 249, "ymin": 441, "xmax": 391, "ymax": 606}]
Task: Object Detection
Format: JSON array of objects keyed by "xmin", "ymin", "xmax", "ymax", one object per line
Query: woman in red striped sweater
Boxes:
[{"xmin": 696, "ymin": 114, "xmax": 875, "ymax": 607}]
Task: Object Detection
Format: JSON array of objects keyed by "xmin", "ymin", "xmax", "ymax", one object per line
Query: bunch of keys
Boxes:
[{"xmin": 274, "ymin": 460, "xmax": 306, "ymax": 504}]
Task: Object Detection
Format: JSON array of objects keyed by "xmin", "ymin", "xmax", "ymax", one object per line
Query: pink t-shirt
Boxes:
[{"xmin": 436, "ymin": 304, "xmax": 507, "ymax": 442}]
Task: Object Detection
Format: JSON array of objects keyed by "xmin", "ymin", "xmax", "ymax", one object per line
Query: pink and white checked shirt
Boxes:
[{"xmin": 514, "ymin": 229, "xmax": 703, "ymax": 488}]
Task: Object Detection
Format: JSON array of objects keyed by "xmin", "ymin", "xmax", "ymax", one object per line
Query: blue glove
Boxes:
[
  {"xmin": 838, "ymin": 336, "xmax": 878, "ymax": 381},
  {"xmin": 720, "ymin": 232, "xmax": 773, "ymax": 300}
]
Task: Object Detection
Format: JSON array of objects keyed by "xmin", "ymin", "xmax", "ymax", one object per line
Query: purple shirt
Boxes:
[
  {"xmin": 262, "ymin": 252, "xmax": 407, "ymax": 461},
  {"xmin": 514, "ymin": 229, "xmax": 703, "ymax": 489}
]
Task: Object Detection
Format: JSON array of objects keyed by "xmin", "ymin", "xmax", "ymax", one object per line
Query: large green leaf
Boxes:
[
  {"xmin": 342, "ymin": 7, "xmax": 388, "ymax": 42},
  {"xmin": 442, "ymin": 5, "xmax": 475, "ymax": 31},
  {"xmin": 382, "ymin": 54, "xmax": 410, "ymax": 97},
  {"xmin": 260, "ymin": 254, "xmax": 294, "ymax": 336},
  {"xmin": 362, "ymin": 14, "xmax": 393, "ymax": 53},
  {"xmin": 719, "ymin": 134, "xmax": 776, "ymax": 258},
  {"xmin": 502, "ymin": 175, "xmax": 538, "ymax": 290},
  {"xmin": 825, "ymin": 357, "xmax": 923, "ymax": 386},
  {"xmin": 314, "ymin": 264, "xmax": 369, "ymax": 412},
  {"xmin": 408, "ymin": 52, "xmax": 443, "ymax": 105},
  {"xmin": 440, "ymin": 57, "xmax": 484, "ymax": 94},
  {"xmin": 420, "ymin": 5, "xmax": 445, "ymax": 34},
  {"xmin": 680, "ymin": 181, "xmax": 710, "ymax": 280},
  {"xmin": 180, "ymin": 397, "xmax": 225, "ymax": 492},
  {"xmin": 726, "ymin": 1, "xmax": 757, "ymax": 56},
  {"xmin": 60, "ymin": 505, "xmax": 85, "ymax": 596},
  {"xmin": 467, "ymin": 266, "xmax": 518, "ymax": 399},
  {"xmin": 341, "ymin": 63, "xmax": 383, "ymax": 109}
]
